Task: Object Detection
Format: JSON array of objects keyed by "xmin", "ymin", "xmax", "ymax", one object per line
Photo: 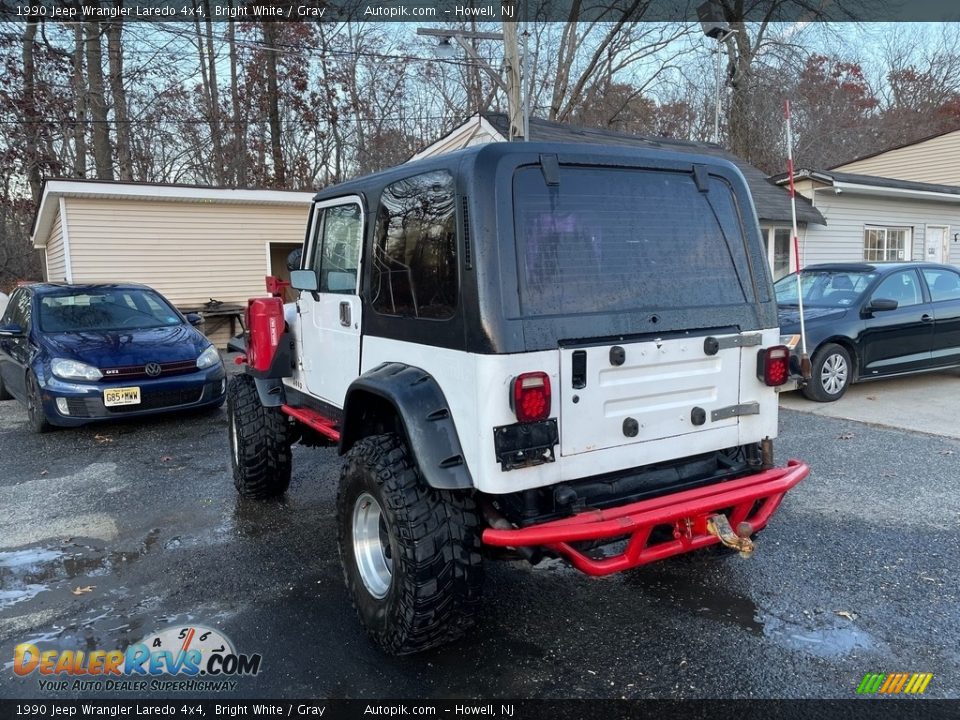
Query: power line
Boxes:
[{"xmin": 0, "ymin": 114, "xmax": 468, "ymax": 124}]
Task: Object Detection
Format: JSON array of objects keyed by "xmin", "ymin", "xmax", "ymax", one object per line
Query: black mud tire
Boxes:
[
  {"xmin": 337, "ymin": 433, "xmax": 483, "ymax": 655},
  {"xmin": 26, "ymin": 373, "xmax": 51, "ymax": 433},
  {"xmin": 227, "ymin": 373, "xmax": 291, "ymax": 498},
  {"xmin": 0, "ymin": 372, "xmax": 11, "ymax": 401},
  {"xmin": 802, "ymin": 343, "xmax": 852, "ymax": 402}
]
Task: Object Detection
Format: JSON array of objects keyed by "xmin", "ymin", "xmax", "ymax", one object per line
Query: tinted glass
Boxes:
[
  {"xmin": 372, "ymin": 170, "xmax": 458, "ymax": 319},
  {"xmin": 872, "ymin": 270, "xmax": 922, "ymax": 308},
  {"xmin": 775, "ymin": 270, "xmax": 876, "ymax": 308},
  {"xmin": 923, "ymin": 268, "xmax": 960, "ymax": 302},
  {"xmin": 512, "ymin": 167, "xmax": 750, "ymax": 317},
  {"xmin": 39, "ymin": 289, "xmax": 182, "ymax": 332}
]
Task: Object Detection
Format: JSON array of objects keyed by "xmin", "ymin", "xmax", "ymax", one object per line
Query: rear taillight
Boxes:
[
  {"xmin": 512, "ymin": 372, "xmax": 551, "ymax": 423},
  {"xmin": 758, "ymin": 345, "xmax": 790, "ymax": 387}
]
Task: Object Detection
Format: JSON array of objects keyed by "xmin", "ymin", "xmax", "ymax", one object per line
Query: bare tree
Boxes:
[
  {"xmin": 21, "ymin": 19, "xmax": 42, "ymax": 201},
  {"xmin": 261, "ymin": 21, "xmax": 286, "ymax": 185},
  {"xmin": 226, "ymin": 8, "xmax": 246, "ymax": 186},
  {"xmin": 106, "ymin": 13, "xmax": 132, "ymax": 180},
  {"xmin": 71, "ymin": 24, "xmax": 88, "ymax": 177},
  {"xmin": 191, "ymin": 0, "xmax": 225, "ymax": 184},
  {"xmin": 83, "ymin": 19, "xmax": 114, "ymax": 180}
]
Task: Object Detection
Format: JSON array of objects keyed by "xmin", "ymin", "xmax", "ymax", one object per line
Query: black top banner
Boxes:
[{"xmin": 0, "ymin": 0, "xmax": 958, "ymax": 22}]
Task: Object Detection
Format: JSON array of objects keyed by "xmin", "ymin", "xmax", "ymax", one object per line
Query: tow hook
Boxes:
[{"xmin": 707, "ymin": 514, "xmax": 755, "ymax": 556}]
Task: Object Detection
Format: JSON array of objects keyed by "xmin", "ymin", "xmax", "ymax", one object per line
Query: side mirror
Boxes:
[
  {"xmin": 867, "ymin": 298, "xmax": 898, "ymax": 313},
  {"xmin": 290, "ymin": 269, "xmax": 319, "ymax": 292},
  {"xmin": 185, "ymin": 313, "xmax": 204, "ymax": 326},
  {"xmin": 0, "ymin": 322, "xmax": 23, "ymax": 337}
]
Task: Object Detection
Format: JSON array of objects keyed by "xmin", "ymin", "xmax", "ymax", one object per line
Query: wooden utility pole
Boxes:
[
  {"xmin": 502, "ymin": 11, "xmax": 524, "ymax": 141},
  {"xmin": 416, "ymin": 26, "xmax": 526, "ymax": 141}
]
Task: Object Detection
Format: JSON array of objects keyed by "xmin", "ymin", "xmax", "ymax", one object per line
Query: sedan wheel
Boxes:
[
  {"xmin": 26, "ymin": 373, "xmax": 51, "ymax": 433},
  {"xmin": 802, "ymin": 343, "xmax": 853, "ymax": 402}
]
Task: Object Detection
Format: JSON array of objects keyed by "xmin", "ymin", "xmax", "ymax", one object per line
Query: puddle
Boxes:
[
  {"xmin": 0, "ymin": 530, "xmax": 163, "ymax": 616},
  {"xmin": 762, "ymin": 616, "xmax": 874, "ymax": 657},
  {"xmin": 0, "ymin": 585, "xmax": 48, "ymax": 611},
  {"xmin": 623, "ymin": 566, "xmax": 876, "ymax": 658},
  {"xmin": 625, "ymin": 567, "xmax": 764, "ymax": 633},
  {"xmin": 0, "ymin": 549, "xmax": 64, "ymax": 569}
]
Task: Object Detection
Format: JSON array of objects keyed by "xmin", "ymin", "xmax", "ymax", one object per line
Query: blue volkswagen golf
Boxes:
[{"xmin": 0, "ymin": 283, "xmax": 226, "ymax": 432}]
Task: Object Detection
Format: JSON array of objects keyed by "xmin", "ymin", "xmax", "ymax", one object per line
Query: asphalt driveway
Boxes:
[{"xmin": 0, "ymin": 386, "xmax": 958, "ymax": 700}]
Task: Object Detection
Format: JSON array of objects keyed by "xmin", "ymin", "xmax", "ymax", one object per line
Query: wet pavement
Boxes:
[{"xmin": 0, "ymin": 395, "xmax": 958, "ymax": 699}]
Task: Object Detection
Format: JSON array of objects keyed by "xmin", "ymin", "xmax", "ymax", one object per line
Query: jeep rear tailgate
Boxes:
[{"xmin": 558, "ymin": 333, "xmax": 746, "ymax": 455}]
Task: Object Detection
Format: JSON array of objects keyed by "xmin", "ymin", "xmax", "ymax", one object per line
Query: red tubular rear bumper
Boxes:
[{"xmin": 482, "ymin": 460, "xmax": 809, "ymax": 576}]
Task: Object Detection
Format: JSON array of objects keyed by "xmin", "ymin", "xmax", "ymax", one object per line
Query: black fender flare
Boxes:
[
  {"xmin": 250, "ymin": 375, "xmax": 286, "ymax": 407},
  {"xmin": 340, "ymin": 363, "xmax": 473, "ymax": 490}
]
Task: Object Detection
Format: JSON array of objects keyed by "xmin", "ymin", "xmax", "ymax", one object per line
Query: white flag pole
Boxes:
[{"xmin": 784, "ymin": 100, "xmax": 811, "ymax": 379}]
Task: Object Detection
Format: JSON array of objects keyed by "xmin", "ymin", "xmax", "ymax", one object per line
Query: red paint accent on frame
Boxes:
[
  {"xmin": 482, "ymin": 460, "xmax": 810, "ymax": 576},
  {"xmin": 282, "ymin": 405, "xmax": 341, "ymax": 442}
]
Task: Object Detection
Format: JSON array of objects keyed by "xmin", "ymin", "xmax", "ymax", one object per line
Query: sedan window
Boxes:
[
  {"xmin": 871, "ymin": 270, "xmax": 922, "ymax": 307},
  {"xmin": 774, "ymin": 270, "xmax": 876, "ymax": 307},
  {"xmin": 39, "ymin": 290, "xmax": 182, "ymax": 332},
  {"xmin": 923, "ymin": 269, "xmax": 960, "ymax": 302}
]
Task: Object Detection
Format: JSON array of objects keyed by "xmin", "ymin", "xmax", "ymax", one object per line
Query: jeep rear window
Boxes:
[{"xmin": 513, "ymin": 166, "xmax": 753, "ymax": 317}]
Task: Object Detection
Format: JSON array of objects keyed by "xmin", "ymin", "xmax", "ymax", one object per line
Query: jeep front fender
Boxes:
[{"xmin": 340, "ymin": 363, "xmax": 473, "ymax": 490}]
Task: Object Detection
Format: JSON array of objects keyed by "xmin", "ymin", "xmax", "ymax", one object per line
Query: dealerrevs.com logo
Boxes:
[{"xmin": 13, "ymin": 624, "xmax": 262, "ymax": 692}]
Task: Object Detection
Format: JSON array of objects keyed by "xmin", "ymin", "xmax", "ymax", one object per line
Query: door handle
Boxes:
[
  {"xmin": 339, "ymin": 301, "xmax": 351, "ymax": 327},
  {"xmin": 921, "ymin": 314, "xmax": 934, "ymax": 323},
  {"xmin": 571, "ymin": 350, "xmax": 587, "ymax": 389}
]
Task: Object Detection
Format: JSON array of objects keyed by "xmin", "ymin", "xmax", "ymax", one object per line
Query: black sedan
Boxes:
[
  {"xmin": 775, "ymin": 262, "xmax": 960, "ymax": 401},
  {"xmin": 0, "ymin": 283, "xmax": 226, "ymax": 431}
]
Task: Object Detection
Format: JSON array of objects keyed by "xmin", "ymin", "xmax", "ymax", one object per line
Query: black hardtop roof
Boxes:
[
  {"xmin": 312, "ymin": 141, "xmax": 746, "ymax": 203},
  {"xmin": 481, "ymin": 114, "xmax": 825, "ymax": 226}
]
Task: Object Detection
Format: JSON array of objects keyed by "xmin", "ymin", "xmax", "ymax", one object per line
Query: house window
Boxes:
[
  {"xmin": 763, "ymin": 228, "xmax": 793, "ymax": 280},
  {"xmin": 864, "ymin": 227, "xmax": 911, "ymax": 262}
]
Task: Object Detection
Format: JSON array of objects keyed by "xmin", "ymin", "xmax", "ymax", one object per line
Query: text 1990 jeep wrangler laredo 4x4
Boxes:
[{"xmin": 227, "ymin": 142, "xmax": 809, "ymax": 654}]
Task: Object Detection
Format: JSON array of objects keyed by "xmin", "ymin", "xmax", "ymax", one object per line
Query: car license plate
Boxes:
[{"xmin": 103, "ymin": 387, "xmax": 141, "ymax": 407}]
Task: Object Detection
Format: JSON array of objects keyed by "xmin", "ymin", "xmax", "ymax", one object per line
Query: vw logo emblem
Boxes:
[{"xmin": 144, "ymin": 363, "xmax": 162, "ymax": 377}]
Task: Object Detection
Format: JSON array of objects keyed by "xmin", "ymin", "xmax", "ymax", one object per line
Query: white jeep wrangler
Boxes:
[{"xmin": 227, "ymin": 142, "xmax": 809, "ymax": 655}]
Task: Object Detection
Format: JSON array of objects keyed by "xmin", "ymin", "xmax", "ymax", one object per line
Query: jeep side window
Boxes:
[
  {"xmin": 371, "ymin": 170, "xmax": 457, "ymax": 320},
  {"xmin": 312, "ymin": 204, "xmax": 362, "ymax": 294}
]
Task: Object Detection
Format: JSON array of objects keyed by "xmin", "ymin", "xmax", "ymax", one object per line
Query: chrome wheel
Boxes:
[
  {"xmin": 352, "ymin": 492, "xmax": 393, "ymax": 599},
  {"xmin": 820, "ymin": 353, "xmax": 849, "ymax": 395},
  {"xmin": 229, "ymin": 412, "xmax": 240, "ymax": 466}
]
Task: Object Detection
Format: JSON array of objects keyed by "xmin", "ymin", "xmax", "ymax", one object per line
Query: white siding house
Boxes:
[
  {"xmin": 834, "ymin": 128, "xmax": 960, "ymax": 186},
  {"xmin": 30, "ymin": 180, "xmax": 314, "ymax": 346},
  {"xmin": 776, "ymin": 171, "xmax": 960, "ymax": 268}
]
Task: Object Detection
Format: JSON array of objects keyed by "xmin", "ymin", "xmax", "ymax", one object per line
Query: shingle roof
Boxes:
[{"xmin": 484, "ymin": 113, "xmax": 825, "ymax": 226}]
